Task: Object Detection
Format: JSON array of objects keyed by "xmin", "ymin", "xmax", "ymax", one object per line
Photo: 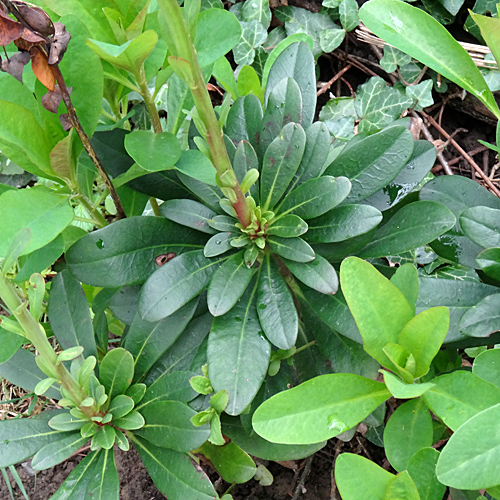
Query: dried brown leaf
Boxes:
[
  {"xmin": 48, "ymin": 22, "xmax": 70, "ymax": 65},
  {"xmin": 16, "ymin": 3, "xmax": 54, "ymax": 37},
  {"xmin": 30, "ymin": 46, "xmax": 54, "ymax": 90},
  {"xmin": 59, "ymin": 113, "xmax": 72, "ymax": 131},
  {"xmin": 0, "ymin": 49, "xmax": 30, "ymax": 82},
  {"xmin": 0, "ymin": 9, "xmax": 24, "ymax": 46}
]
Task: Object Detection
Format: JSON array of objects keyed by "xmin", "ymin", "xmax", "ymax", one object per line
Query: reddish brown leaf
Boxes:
[
  {"xmin": 59, "ymin": 113, "xmax": 72, "ymax": 131},
  {"xmin": 1, "ymin": 50, "xmax": 30, "ymax": 82},
  {"xmin": 0, "ymin": 9, "xmax": 24, "ymax": 46},
  {"xmin": 50, "ymin": 134, "xmax": 74, "ymax": 179},
  {"xmin": 48, "ymin": 22, "xmax": 70, "ymax": 65},
  {"xmin": 30, "ymin": 46, "xmax": 55, "ymax": 91},
  {"xmin": 20, "ymin": 28, "xmax": 45, "ymax": 43},
  {"xmin": 40, "ymin": 84, "xmax": 72, "ymax": 113},
  {"xmin": 16, "ymin": 4, "xmax": 54, "ymax": 37}
]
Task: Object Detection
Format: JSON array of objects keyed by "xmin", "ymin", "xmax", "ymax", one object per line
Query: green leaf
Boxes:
[
  {"xmin": 460, "ymin": 206, "xmax": 500, "ymax": 248},
  {"xmin": 261, "ymin": 123, "xmax": 306, "ymax": 211},
  {"xmin": 324, "ymin": 127, "xmax": 414, "ymax": 202},
  {"xmin": 100, "ymin": 348, "xmax": 134, "ymax": 400},
  {"xmin": 139, "ymin": 250, "xmax": 224, "ymax": 322},
  {"xmin": 175, "ymin": 149, "xmax": 217, "ymax": 186},
  {"xmin": 2, "ymin": 227, "xmax": 32, "ymax": 275},
  {"xmin": 195, "ymin": 8, "xmax": 242, "ymax": 67},
  {"xmin": 108, "ymin": 395, "xmax": 135, "ymax": 419},
  {"xmin": 50, "ymin": 449, "xmax": 118, "ymax": 500},
  {"xmin": 132, "ymin": 435, "xmax": 218, "ymax": 500},
  {"xmin": 264, "ymin": 42, "xmax": 316, "ymax": 128},
  {"xmin": 471, "ymin": 13, "xmax": 500, "ymax": 69},
  {"xmin": 204, "ymin": 232, "xmax": 235, "ymax": 258},
  {"xmin": 136, "ymin": 401, "xmax": 209, "ymax": 452},
  {"xmin": 257, "ymin": 254, "xmax": 298, "ymax": 349},
  {"xmin": 0, "ymin": 326, "xmax": 23, "ymax": 364},
  {"xmin": 355, "ymin": 77, "xmax": 413, "ymax": 133},
  {"xmin": 87, "ymin": 30, "xmax": 158, "ymax": 73},
  {"xmin": 335, "ymin": 453, "xmax": 393, "ymax": 500},
  {"xmin": 340, "ymin": 257, "xmax": 413, "ymax": 370},
  {"xmin": 282, "ymin": 254, "xmax": 338, "ymax": 295},
  {"xmin": 319, "ymin": 26, "xmax": 346, "ymax": 52},
  {"xmin": 94, "ymin": 425, "xmax": 116, "ymax": 450},
  {"xmin": 305, "ymin": 204, "xmax": 382, "ymax": 243},
  {"xmin": 385, "ymin": 471, "xmax": 420, "ymax": 500},
  {"xmin": 200, "ymin": 441, "xmax": 256, "ymax": 483},
  {"xmin": 124, "ymin": 130, "xmax": 181, "ymax": 172},
  {"xmin": 407, "ymin": 447, "xmax": 446, "ymax": 500},
  {"xmin": 233, "ymin": 20, "xmax": 268, "ymax": 66},
  {"xmin": 0, "ymin": 189, "xmax": 73, "ymax": 258},
  {"xmin": 124, "ymin": 299, "xmax": 198, "ymax": 382},
  {"xmin": 0, "ymin": 349, "xmax": 60, "ymax": 400},
  {"xmin": 339, "ymin": 0, "xmax": 359, "ymax": 31},
  {"xmin": 208, "ymin": 251, "xmax": 255, "ymax": 317},
  {"xmin": 398, "ymin": 307, "xmax": 449, "ymax": 379},
  {"xmin": 266, "ymin": 215, "xmax": 308, "ymax": 238},
  {"xmin": 383, "ymin": 370, "xmax": 435, "ymax": 399},
  {"xmin": 66, "ymin": 217, "xmax": 206, "ymax": 287},
  {"xmin": 252, "ymin": 373, "xmax": 390, "ymax": 444},
  {"xmin": 359, "ymin": 201, "xmax": 456, "ymax": 258},
  {"xmin": 423, "ymin": 371, "xmax": 500, "ymax": 431},
  {"xmin": 267, "ymin": 236, "xmax": 315, "ymax": 263},
  {"xmin": 390, "ymin": 263, "xmax": 419, "ymax": 315},
  {"xmin": 208, "ymin": 281, "xmax": 271, "ymax": 415},
  {"xmin": 473, "ymin": 348, "xmax": 500, "ymax": 388},
  {"xmin": 477, "ymin": 247, "xmax": 500, "ymax": 281},
  {"xmin": 48, "ymin": 269, "xmax": 96, "ymax": 359},
  {"xmin": 359, "ymin": 0, "xmax": 500, "ymax": 119},
  {"xmin": 384, "ymin": 399, "xmax": 433, "ymax": 472},
  {"xmin": 161, "ymin": 199, "xmax": 218, "ymax": 235},
  {"xmin": 113, "ymin": 410, "xmax": 145, "ymax": 430},
  {"xmin": 225, "ymin": 94, "xmax": 263, "ymax": 149},
  {"xmin": 0, "ymin": 102, "xmax": 54, "ymax": 178},
  {"xmin": 34, "ymin": 377, "xmax": 58, "ymax": 396},
  {"xmin": 459, "ymin": 293, "xmax": 500, "ymax": 338},
  {"xmin": 32, "ymin": 432, "xmax": 88, "ymax": 471},
  {"xmin": 277, "ymin": 176, "xmax": 352, "ymax": 220},
  {"xmin": 416, "ymin": 277, "xmax": 498, "ymax": 343},
  {"xmin": 436, "ymin": 403, "xmax": 500, "ymax": 489}
]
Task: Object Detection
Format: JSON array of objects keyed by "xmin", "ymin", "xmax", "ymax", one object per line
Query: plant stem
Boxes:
[
  {"xmin": 0, "ymin": 274, "xmax": 96, "ymax": 416},
  {"xmin": 136, "ymin": 66, "xmax": 163, "ymax": 134},
  {"xmin": 149, "ymin": 197, "xmax": 161, "ymax": 216},
  {"xmin": 76, "ymin": 194, "xmax": 108, "ymax": 228},
  {"xmin": 157, "ymin": 0, "xmax": 252, "ymax": 227}
]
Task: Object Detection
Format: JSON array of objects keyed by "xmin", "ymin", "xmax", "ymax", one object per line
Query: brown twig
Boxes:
[
  {"xmin": 423, "ymin": 111, "xmax": 500, "ymax": 197},
  {"xmin": 291, "ymin": 455, "xmax": 315, "ymax": 500},
  {"xmin": 447, "ymin": 145, "xmax": 488, "ymax": 166},
  {"xmin": 317, "ymin": 64, "xmax": 352, "ymax": 97}
]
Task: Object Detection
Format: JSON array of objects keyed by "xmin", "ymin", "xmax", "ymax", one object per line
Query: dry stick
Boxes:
[
  {"xmin": 291, "ymin": 455, "xmax": 315, "ymax": 500},
  {"xmin": 423, "ymin": 112, "xmax": 500, "ymax": 197},
  {"xmin": 317, "ymin": 64, "xmax": 352, "ymax": 97},
  {"xmin": 368, "ymin": 44, "xmax": 454, "ymax": 176},
  {"xmin": 50, "ymin": 66, "xmax": 126, "ymax": 219},
  {"xmin": 446, "ymin": 145, "xmax": 488, "ymax": 166}
]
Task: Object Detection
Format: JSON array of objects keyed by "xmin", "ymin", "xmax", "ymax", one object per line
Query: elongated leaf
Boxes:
[
  {"xmin": 200, "ymin": 441, "xmax": 256, "ymax": 483},
  {"xmin": 417, "ymin": 277, "xmax": 498, "ymax": 343},
  {"xmin": 208, "ymin": 281, "xmax": 271, "ymax": 415},
  {"xmin": 359, "ymin": 201, "xmax": 456, "ymax": 258},
  {"xmin": 123, "ymin": 298, "xmax": 198, "ymax": 381},
  {"xmin": 277, "ymin": 176, "xmax": 352, "ymax": 220},
  {"xmin": 383, "ymin": 371, "xmax": 435, "ymax": 399},
  {"xmin": 0, "ymin": 349, "xmax": 60, "ymax": 399},
  {"xmin": 473, "ymin": 348, "xmax": 500, "ymax": 388},
  {"xmin": 261, "ymin": 123, "xmax": 306, "ymax": 211},
  {"xmin": 207, "ymin": 251, "xmax": 255, "ymax": 316},
  {"xmin": 0, "ymin": 189, "xmax": 73, "ymax": 258},
  {"xmin": 460, "ymin": 206, "xmax": 500, "ymax": 248},
  {"xmin": 459, "ymin": 293, "xmax": 500, "ymax": 338},
  {"xmin": 99, "ymin": 348, "xmax": 134, "ymax": 400},
  {"xmin": 305, "ymin": 204, "xmax": 382, "ymax": 243},
  {"xmin": 50, "ymin": 448, "xmax": 118, "ymax": 500},
  {"xmin": 335, "ymin": 453, "xmax": 393, "ymax": 500},
  {"xmin": 477, "ymin": 247, "xmax": 500, "ymax": 281},
  {"xmin": 407, "ymin": 448, "xmax": 445, "ymax": 500},
  {"xmin": 225, "ymin": 94, "xmax": 263, "ymax": 149},
  {"xmin": 267, "ymin": 236, "xmax": 315, "ymax": 262},
  {"xmin": 0, "ymin": 411, "xmax": 66, "ymax": 468},
  {"xmin": 265, "ymin": 42, "xmax": 316, "ymax": 128},
  {"xmin": 282, "ymin": 254, "xmax": 338, "ymax": 295},
  {"xmin": 257, "ymin": 254, "xmax": 298, "ymax": 349},
  {"xmin": 359, "ymin": 0, "xmax": 500, "ymax": 119},
  {"xmin": 48, "ymin": 270, "xmax": 96, "ymax": 358},
  {"xmin": 253, "ymin": 373, "xmax": 390, "ymax": 444},
  {"xmin": 266, "ymin": 214, "xmax": 307, "ymax": 237},
  {"xmin": 340, "ymin": 257, "xmax": 413, "ymax": 369},
  {"xmin": 390, "ymin": 263, "xmax": 419, "ymax": 315},
  {"xmin": 136, "ymin": 401, "xmax": 209, "ymax": 452},
  {"xmin": 139, "ymin": 250, "xmax": 224, "ymax": 322},
  {"xmin": 203, "ymin": 232, "xmax": 235, "ymax": 257},
  {"xmin": 132, "ymin": 435, "xmax": 218, "ymax": 500},
  {"xmin": 471, "ymin": 13, "xmax": 500, "ymax": 68},
  {"xmin": 66, "ymin": 217, "xmax": 206, "ymax": 287},
  {"xmin": 324, "ymin": 126, "xmax": 414, "ymax": 202},
  {"xmin": 174, "ymin": 149, "xmax": 217, "ymax": 186},
  {"xmin": 436, "ymin": 403, "xmax": 500, "ymax": 489},
  {"xmin": 423, "ymin": 371, "xmax": 500, "ymax": 431},
  {"xmin": 32, "ymin": 433, "xmax": 88, "ymax": 471},
  {"xmin": 161, "ymin": 199, "xmax": 218, "ymax": 234},
  {"xmin": 0, "ymin": 327, "xmax": 23, "ymax": 364},
  {"xmin": 384, "ymin": 399, "xmax": 433, "ymax": 472}
]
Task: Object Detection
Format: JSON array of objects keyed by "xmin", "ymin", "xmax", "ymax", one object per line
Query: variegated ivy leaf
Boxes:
[
  {"xmin": 201, "ymin": 0, "xmax": 223, "ymax": 9},
  {"xmin": 380, "ymin": 45, "xmax": 411, "ymax": 73},
  {"xmin": 406, "ymin": 80, "xmax": 434, "ymax": 110},
  {"xmin": 241, "ymin": 0, "xmax": 271, "ymax": 29},
  {"xmin": 355, "ymin": 76, "xmax": 413, "ymax": 134},
  {"xmin": 319, "ymin": 27, "xmax": 346, "ymax": 53},
  {"xmin": 233, "ymin": 20, "xmax": 268, "ymax": 66},
  {"xmin": 319, "ymin": 97, "xmax": 356, "ymax": 121}
]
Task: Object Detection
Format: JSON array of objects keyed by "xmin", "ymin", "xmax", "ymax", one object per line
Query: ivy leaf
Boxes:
[
  {"xmin": 233, "ymin": 20, "xmax": 267, "ymax": 66},
  {"xmin": 380, "ymin": 46, "xmax": 411, "ymax": 73},
  {"xmin": 406, "ymin": 80, "xmax": 434, "ymax": 110},
  {"xmin": 241, "ymin": 0, "xmax": 271, "ymax": 29},
  {"xmin": 339, "ymin": 0, "xmax": 359, "ymax": 32}
]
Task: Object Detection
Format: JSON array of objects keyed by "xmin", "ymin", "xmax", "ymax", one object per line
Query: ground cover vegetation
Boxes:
[{"xmin": 0, "ymin": 0, "xmax": 500, "ymax": 498}]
